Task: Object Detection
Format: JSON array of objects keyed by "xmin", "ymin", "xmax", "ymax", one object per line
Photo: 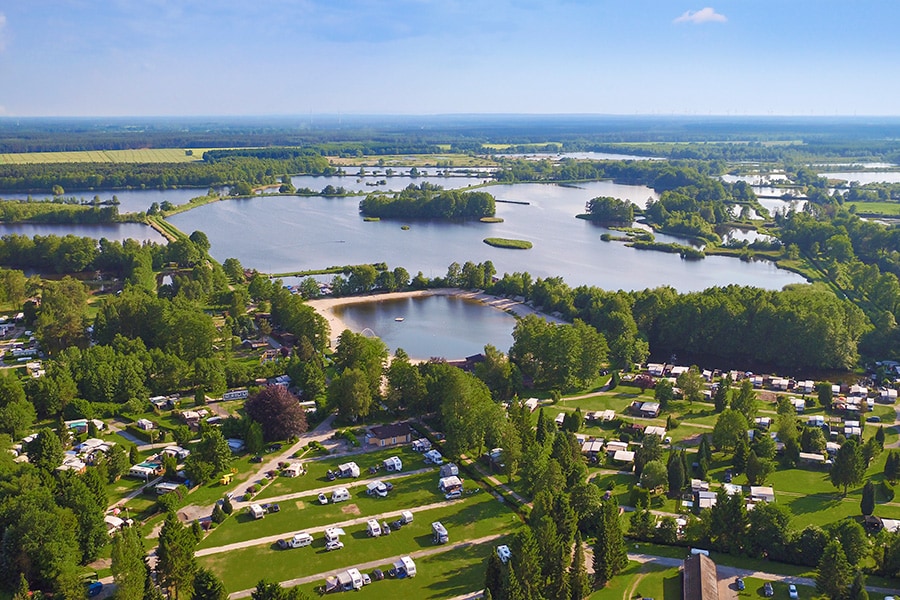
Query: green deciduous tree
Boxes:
[
  {"xmin": 712, "ymin": 409, "xmax": 748, "ymax": 452},
  {"xmin": 730, "ymin": 379, "xmax": 759, "ymax": 422},
  {"xmin": 831, "ymin": 438, "xmax": 866, "ymax": 496}
]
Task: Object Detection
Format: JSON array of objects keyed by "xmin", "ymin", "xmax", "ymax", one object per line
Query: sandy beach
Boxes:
[{"xmin": 306, "ymin": 287, "xmax": 567, "ymax": 345}]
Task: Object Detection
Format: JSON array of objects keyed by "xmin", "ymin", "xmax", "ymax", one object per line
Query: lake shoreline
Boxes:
[{"xmin": 306, "ymin": 287, "xmax": 567, "ymax": 347}]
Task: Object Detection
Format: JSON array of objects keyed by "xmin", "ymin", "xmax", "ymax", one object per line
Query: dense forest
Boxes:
[{"xmin": 358, "ymin": 183, "xmax": 496, "ymax": 219}]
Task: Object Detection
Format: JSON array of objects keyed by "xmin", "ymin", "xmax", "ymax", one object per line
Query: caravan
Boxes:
[
  {"xmin": 392, "ymin": 556, "xmax": 417, "ymax": 578},
  {"xmin": 338, "ymin": 462, "xmax": 360, "ymax": 478},
  {"xmin": 366, "ymin": 519, "xmax": 382, "ymax": 537},
  {"xmin": 248, "ymin": 504, "xmax": 266, "ymax": 520},
  {"xmin": 383, "ymin": 456, "xmax": 403, "ymax": 472},
  {"xmin": 331, "ymin": 487, "xmax": 350, "ymax": 503}
]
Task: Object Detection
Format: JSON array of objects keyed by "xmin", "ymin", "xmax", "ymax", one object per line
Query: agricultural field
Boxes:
[
  {"xmin": 0, "ymin": 148, "xmax": 214, "ymax": 164},
  {"xmin": 844, "ymin": 201, "xmax": 900, "ymax": 216}
]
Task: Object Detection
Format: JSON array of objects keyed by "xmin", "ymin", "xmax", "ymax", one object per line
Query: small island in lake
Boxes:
[
  {"xmin": 483, "ymin": 237, "xmax": 533, "ymax": 249},
  {"xmin": 359, "ymin": 182, "xmax": 496, "ymax": 220}
]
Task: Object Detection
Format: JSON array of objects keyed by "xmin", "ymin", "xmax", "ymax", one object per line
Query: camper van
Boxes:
[
  {"xmin": 331, "ymin": 487, "xmax": 350, "ymax": 503},
  {"xmin": 366, "ymin": 519, "xmax": 382, "ymax": 537},
  {"xmin": 423, "ymin": 449, "xmax": 443, "ymax": 465},
  {"xmin": 249, "ymin": 504, "xmax": 266, "ymax": 520},
  {"xmin": 432, "ymin": 521, "xmax": 449, "ymax": 544}
]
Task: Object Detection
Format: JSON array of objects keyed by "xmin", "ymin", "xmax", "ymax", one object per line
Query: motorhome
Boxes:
[{"xmin": 432, "ymin": 521, "xmax": 449, "ymax": 544}]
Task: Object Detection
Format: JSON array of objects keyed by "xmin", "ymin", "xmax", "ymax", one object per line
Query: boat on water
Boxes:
[{"xmin": 395, "ymin": 317, "xmax": 404, "ymax": 322}]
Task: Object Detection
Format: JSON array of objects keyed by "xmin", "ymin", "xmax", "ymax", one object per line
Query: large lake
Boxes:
[
  {"xmin": 333, "ymin": 295, "xmax": 516, "ymax": 360},
  {"xmin": 169, "ymin": 181, "xmax": 806, "ymax": 292}
]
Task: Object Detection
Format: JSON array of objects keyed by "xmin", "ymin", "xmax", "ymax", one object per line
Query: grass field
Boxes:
[
  {"xmin": 198, "ymin": 493, "xmax": 520, "ymax": 592},
  {"xmin": 197, "ymin": 470, "xmax": 447, "ymax": 550},
  {"xmin": 846, "ymin": 201, "xmax": 900, "ymax": 216},
  {"xmin": 0, "ymin": 148, "xmax": 213, "ymax": 164}
]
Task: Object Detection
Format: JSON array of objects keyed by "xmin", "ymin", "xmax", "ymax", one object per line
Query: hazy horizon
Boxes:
[{"xmin": 2, "ymin": 1, "xmax": 899, "ymax": 118}]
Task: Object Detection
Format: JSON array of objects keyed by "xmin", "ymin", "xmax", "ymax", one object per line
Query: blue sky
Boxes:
[{"xmin": 1, "ymin": 1, "xmax": 898, "ymax": 117}]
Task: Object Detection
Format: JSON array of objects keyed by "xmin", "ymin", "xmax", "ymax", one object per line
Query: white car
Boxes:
[
  {"xmin": 317, "ymin": 493, "xmax": 328, "ymax": 505},
  {"xmin": 325, "ymin": 540, "xmax": 344, "ymax": 551},
  {"xmin": 788, "ymin": 584, "xmax": 798, "ymax": 599}
]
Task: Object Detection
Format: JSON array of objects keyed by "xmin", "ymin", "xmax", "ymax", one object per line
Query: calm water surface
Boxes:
[
  {"xmin": 0, "ymin": 222, "xmax": 166, "ymax": 243},
  {"xmin": 334, "ymin": 295, "xmax": 516, "ymax": 360},
  {"xmin": 168, "ymin": 181, "xmax": 806, "ymax": 292}
]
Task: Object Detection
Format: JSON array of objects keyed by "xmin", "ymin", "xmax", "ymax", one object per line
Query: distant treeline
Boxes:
[
  {"xmin": 0, "ymin": 202, "xmax": 121, "ymax": 224},
  {"xmin": 359, "ymin": 183, "xmax": 496, "ymax": 219},
  {"xmin": 0, "ymin": 154, "xmax": 332, "ymax": 193}
]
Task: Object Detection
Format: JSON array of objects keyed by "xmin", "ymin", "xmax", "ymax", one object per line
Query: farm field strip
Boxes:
[{"xmin": 0, "ymin": 148, "xmax": 213, "ymax": 164}]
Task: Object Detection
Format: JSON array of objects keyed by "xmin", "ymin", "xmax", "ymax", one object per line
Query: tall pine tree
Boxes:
[
  {"xmin": 593, "ymin": 499, "xmax": 628, "ymax": 588},
  {"xmin": 570, "ymin": 531, "xmax": 591, "ymax": 600}
]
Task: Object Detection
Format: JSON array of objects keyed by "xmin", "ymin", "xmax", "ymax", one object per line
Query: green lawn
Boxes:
[
  {"xmin": 254, "ymin": 445, "xmax": 427, "ymax": 500},
  {"xmin": 588, "ymin": 561, "xmax": 679, "ymax": 600},
  {"xmin": 199, "ymin": 471, "xmax": 450, "ymax": 550},
  {"xmin": 198, "ymin": 493, "xmax": 520, "ymax": 592}
]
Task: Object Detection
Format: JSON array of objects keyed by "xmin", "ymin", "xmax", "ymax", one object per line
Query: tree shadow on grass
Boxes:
[
  {"xmin": 785, "ymin": 493, "xmax": 841, "ymax": 515},
  {"xmin": 663, "ymin": 574, "xmax": 682, "ymax": 600}
]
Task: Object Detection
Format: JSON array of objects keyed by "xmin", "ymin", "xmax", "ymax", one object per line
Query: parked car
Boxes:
[
  {"xmin": 384, "ymin": 481, "xmax": 394, "ymax": 491},
  {"xmin": 867, "ymin": 415, "xmax": 881, "ymax": 422},
  {"xmin": 445, "ymin": 489, "xmax": 462, "ymax": 500},
  {"xmin": 736, "ymin": 577, "xmax": 744, "ymax": 591},
  {"xmin": 371, "ymin": 569, "xmax": 384, "ymax": 581},
  {"xmin": 764, "ymin": 583, "xmax": 774, "ymax": 597},
  {"xmin": 250, "ymin": 455, "xmax": 263, "ymax": 463},
  {"xmin": 317, "ymin": 493, "xmax": 328, "ymax": 505},
  {"xmin": 267, "ymin": 443, "xmax": 282, "ymax": 452},
  {"xmin": 724, "ymin": 469, "xmax": 733, "ymax": 483},
  {"xmin": 362, "ymin": 573, "xmax": 371, "ymax": 586},
  {"xmin": 390, "ymin": 519, "xmax": 405, "ymax": 530},
  {"xmin": 788, "ymin": 584, "xmax": 798, "ymax": 599},
  {"xmin": 268, "ymin": 503, "xmax": 280, "ymax": 513},
  {"xmin": 277, "ymin": 538, "xmax": 289, "ymax": 550},
  {"xmin": 325, "ymin": 540, "xmax": 344, "ymax": 551},
  {"xmin": 382, "ymin": 521, "xmax": 392, "ymax": 535}
]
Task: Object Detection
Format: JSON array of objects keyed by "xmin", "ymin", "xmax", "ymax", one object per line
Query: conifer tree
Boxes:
[
  {"xmin": 570, "ymin": 531, "xmax": 591, "ymax": 600},
  {"xmin": 861, "ymin": 480, "xmax": 875, "ymax": 516},
  {"xmin": 111, "ymin": 526, "xmax": 146, "ymax": 600},
  {"xmin": 192, "ymin": 568, "xmax": 228, "ymax": 600},
  {"xmin": 483, "ymin": 551, "xmax": 504, "ymax": 600},
  {"xmin": 816, "ymin": 540, "xmax": 852, "ymax": 600},
  {"xmin": 157, "ymin": 511, "xmax": 198, "ymax": 600},
  {"xmin": 848, "ymin": 570, "xmax": 868, "ymax": 600},
  {"xmin": 593, "ymin": 499, "xmax": 628, "ymax": 587}
]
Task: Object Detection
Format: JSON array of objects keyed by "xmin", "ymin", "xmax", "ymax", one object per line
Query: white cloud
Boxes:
[
  {"xmin": 0, "ymin": 13, "xmax": 6, "ymax": 51},
  {"xmin": 674, "ymin": 7, "xmax": 727, "ymax": 24}
]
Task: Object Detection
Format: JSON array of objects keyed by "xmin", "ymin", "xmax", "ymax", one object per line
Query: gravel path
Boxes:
[{"xmin": 226, "ymin": 533, "xmax": 506, "ymax": 599}]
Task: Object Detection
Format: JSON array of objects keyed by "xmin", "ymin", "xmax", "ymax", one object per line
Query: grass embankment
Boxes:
[
  {"xmin": 198, "ymin": 493, "xmax": 519, "ymax": 592},
  {"xmin": 146, "ymin": 215, "xmax": 186, "ymax": 242},
  {"xmin": 0, "ymin": 148, "xmax": 216, "ymax": 164},
  {"xmin": 479, "ymin": 217, "xmax": 504, "ymax": 223},
  {"xmin": 328, "ymin": 154, "xmax": 499, "ymax": 168},
  {"xmin": 483, "ymin": 238, "xmax": 532, "ymax": 250}
]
